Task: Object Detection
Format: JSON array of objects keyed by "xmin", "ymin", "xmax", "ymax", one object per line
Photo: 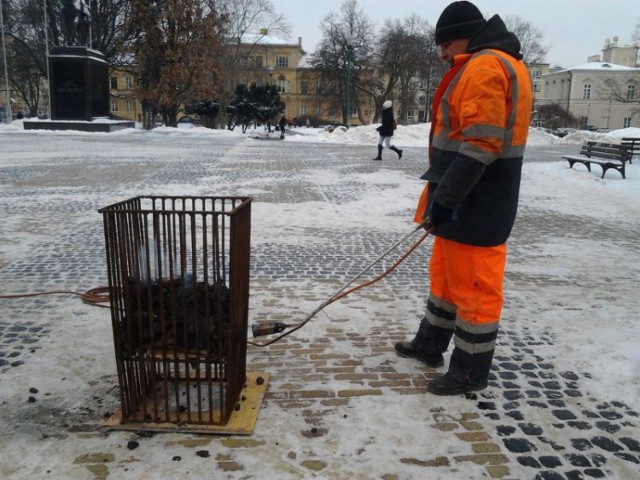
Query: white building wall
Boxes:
[{"xmin": 539, "ymin": 64, "xmax": 640, "ymax": 130}]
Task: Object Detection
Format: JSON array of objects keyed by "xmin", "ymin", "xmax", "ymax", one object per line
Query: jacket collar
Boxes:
[{"xmin": 467, "ymin": 15, "xmax": 523, "ymax": 60}]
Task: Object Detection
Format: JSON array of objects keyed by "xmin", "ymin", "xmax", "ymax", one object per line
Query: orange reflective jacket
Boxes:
[
  {"xmin": 417, "ymin": 24, "xmax": 533, "ymax": 246},
  {"xmin": 430, "ymin": 50, "xmax": 532, "ymax": 166}
]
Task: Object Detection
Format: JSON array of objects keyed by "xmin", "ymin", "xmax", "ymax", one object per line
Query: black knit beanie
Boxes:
[{"xmin": 435, "ymin": 1, "xmax": 485, "ymax": 45}]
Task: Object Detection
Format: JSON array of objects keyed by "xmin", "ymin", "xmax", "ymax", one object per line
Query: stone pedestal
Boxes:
[{"xmin": 49, "ymin": 46, "xmax": 110, "ymax": 121}]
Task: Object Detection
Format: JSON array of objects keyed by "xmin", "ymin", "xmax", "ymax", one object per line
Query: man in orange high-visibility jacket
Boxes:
[{"xmin": 395, "ymin": 1, "xmax": 533, "ymax": 395}]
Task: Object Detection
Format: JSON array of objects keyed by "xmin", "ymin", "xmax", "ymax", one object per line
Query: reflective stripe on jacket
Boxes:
[{"xmin": 420, "ymin": 48, "xmax": 533, "ymax": 246}]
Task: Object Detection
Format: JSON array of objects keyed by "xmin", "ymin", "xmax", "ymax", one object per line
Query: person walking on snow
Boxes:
[
  {"xmin": 374, "ymin": 100, "xmax": 403, "ymax": 160},
  {"xmin": 394, "ymin": 1, "xmax": 533, "ymax": 395},
  {"xmin": 279, "ymin": 115, "xmax": 287, "ymax": 139}
]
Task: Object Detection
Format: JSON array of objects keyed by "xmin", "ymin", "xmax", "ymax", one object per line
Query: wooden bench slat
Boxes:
[{"xmin": 621, "ymin": 137, "xmax": 640, "ymax": 160}]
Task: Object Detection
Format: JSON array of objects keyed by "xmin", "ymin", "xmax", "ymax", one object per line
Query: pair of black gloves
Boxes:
[{"xmin": 429, "ymin": 201, "xmax": 456, "ymax": 227}]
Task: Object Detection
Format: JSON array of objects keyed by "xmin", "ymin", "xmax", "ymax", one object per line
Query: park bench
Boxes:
[
  {"xmin": 562, "ymin": 141, "xmax": 631, "ymax": 179},
  {"xmin": 621, "ymin": 137, "xmax": 640, "ymax": 162}
]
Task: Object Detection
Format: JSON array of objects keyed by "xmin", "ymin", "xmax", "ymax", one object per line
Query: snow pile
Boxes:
[{"xmin": 5, "ymin": 118, "xmax": 637, "ymax": 148}]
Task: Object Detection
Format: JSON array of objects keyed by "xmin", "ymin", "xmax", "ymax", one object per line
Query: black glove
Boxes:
[{"xmin": 429, "ymin": 201, "xmax": 456, "ymax": 227}]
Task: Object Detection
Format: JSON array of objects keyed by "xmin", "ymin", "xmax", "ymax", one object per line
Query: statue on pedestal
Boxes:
[{"xmin": 61, "ymin": 0, "xmax": 91, "ymax": 46}]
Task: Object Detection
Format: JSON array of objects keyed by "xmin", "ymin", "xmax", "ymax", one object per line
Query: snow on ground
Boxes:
[
  {"xmin": 10, "ymin": 116, "xmax": 640, "ymax": 148},
  {"xmin": 0, "ymin": 120, "xmax": 639, "ymax": 479}
]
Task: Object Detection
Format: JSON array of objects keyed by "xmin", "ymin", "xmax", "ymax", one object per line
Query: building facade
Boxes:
[
  {"xmin": 108, "ymin": 33, "xmax": 369, "ymax": 126},
  {"xmin": 109, "ymin": 68, "xmax": 141, "ymax": 122},
  {"xmin": 234, "ymin": 33, "xmax": 367, "ymax": 126},
  {"xmin": 537, "ymin": 41, "xmax": 640, "ymax": 130}
]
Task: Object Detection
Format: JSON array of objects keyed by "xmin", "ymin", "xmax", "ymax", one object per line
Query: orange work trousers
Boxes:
[{"xmin": 430, "ymin": 236, "xmax": 506, "ymax": 327}]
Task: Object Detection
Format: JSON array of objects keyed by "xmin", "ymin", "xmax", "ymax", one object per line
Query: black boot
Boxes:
[
  {"xmin": 373, "ymin": 145, "xmax": 383, "ymax": 161},
  {"xmin": 394, "ymin": 341, "xmax": 444, "ymax": 367},
  {"xmin": 427, "ymin": 372, "xmax": 488, "ymax": 395},
  {"xmin": 428, "ymin": 345, "xmax": 494, "ymax": 395},
  {"xmin": 394, "ymin": 317, "xmax": 451, "ymax": 367},
  {"xmin": 390, "ymin": 146, "xmax": 403, "ymax": 159}
]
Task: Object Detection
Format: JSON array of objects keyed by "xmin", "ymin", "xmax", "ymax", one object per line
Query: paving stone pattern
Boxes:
[{"xmin": 0, "ymin": 135, "xmax": 638, "ymax": 479}]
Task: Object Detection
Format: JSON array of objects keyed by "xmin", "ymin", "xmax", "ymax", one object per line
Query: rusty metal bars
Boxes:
[{"xmin": 99, "ymin": 196, "xmax": 252, "ymax": 426}]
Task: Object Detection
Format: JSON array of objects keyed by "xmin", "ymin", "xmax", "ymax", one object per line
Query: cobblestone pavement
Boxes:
[{"xmin": 0, "ymin": 131, "xmax": 638, "ymax": 479}]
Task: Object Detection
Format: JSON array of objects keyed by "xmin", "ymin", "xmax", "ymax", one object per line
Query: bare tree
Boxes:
[
  {"xmin": 217, "ymin": 0, "xmax": 290, "ymax": 44},
  {"xmin": 504, "ymin": 15, "xmax": 548, "ymax": 65},
  {"xmin": 632, "ymin": 18, "xmax": 640, "ymax": 66},
  {"xmin": 600, "ymin": 78, "xmax": 640, "ymax": 119},
  {"xmin": 89, "ymin": 0, "xmax": 133, "ymax": 62},
  {"xmin": 418, "ymin": 28, "xmax": 447, "ymax": 123},
  {"xmin": 633, "ymin": 18, "xmax": 640, "ymax": 42},
  {"xmin": 309, "ymin": 0, "xmax": 375, "ymax": 126},
  {"xmin": 3, "ymin": 0, "xmax": 49, "ymax": 116},
  {"xmin": 371, "ymin": 15, "xmax": 439, "ymax": 124}
]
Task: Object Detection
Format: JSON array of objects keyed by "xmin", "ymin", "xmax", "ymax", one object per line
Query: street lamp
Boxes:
[
  {"xmin": 267, "ymin": 67, "xmax": 274, "ymax": 133},
  {"xmin": 44, "ymin": 0, "xmax": 51, "ymax": 118},
  {"xmin": 0, "ymin": 0, "xmax": 12, "ymax": 123},
  {"xmin": 345, "ymin": 36, "xmax": 354, "ymax": 129}
]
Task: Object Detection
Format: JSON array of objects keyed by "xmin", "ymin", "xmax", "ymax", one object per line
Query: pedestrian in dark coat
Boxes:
[
  {"xmin": 279, "ymin": 115, "xmax": 287, "ymax": 139},
  {"xmin": 374, "ymin": 100, "xmax": 403, "ymax": 160}
]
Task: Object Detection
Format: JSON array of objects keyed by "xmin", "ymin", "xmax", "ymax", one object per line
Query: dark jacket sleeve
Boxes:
[{"xmin": 432, "ymin": 153, "xmax": 486, "ymax": 209}]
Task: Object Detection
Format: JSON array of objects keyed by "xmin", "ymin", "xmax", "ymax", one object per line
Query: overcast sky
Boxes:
[{"xmin": 278, "ymin": 0, "xmax": 640, "ymax": 68}]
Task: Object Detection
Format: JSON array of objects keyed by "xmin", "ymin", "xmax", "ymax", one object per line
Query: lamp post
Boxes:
[
  {"xmin": 0, "ymin": 0, "xmax": 12, "ymax": 123},
  {"xmin": 345, "ymin": 36, "xmax": 353, "ymax": 129},
  {"xmin": 44, "ymin": 0, "xmax": 51, "ymax": 118},
  {"xmin": 267, "ymin": 66, "xmax": 274, "ymax": 133}
]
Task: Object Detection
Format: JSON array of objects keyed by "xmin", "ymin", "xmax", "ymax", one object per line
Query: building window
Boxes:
[
  {"xmin": 301, "ymin": 80, "xmax": 308, "ymax": 94},
  {"xmin": 125, "ymin": 76, "xmax": 134, "ymax": 89},
  {"xmin": 300, "ymin": 105, "xmax": 307, "ymax": 115},
  {"xmin": 578, "ymin": 116, "xmax": 588, "ymax": 129},
  {"xmin": 255, "ymin": 55, "xmax": 263, "ymax": 66},
  {"xmin": 315, "ymin": 105, "xmax": 321, "ymax": 116},
  {"xmin": 583, "ymin": 84, "xmax": 591, "ymax": 99},
  {"xmin": 418, "ymin": 81, "xmax": 426, "ymax": 90},
  {"xmin": 277, "ymin": 75, "xmax": 287, "ymax": 93},
  {"xmin": 328, "ymin": 106, "xmax": 337, "ymax": 117},
  {"xmin": 111, "ymin": 100, "xmax": 118, "ymax": 112},
  {"xmin": 623, "ymin": 117, "xmax": 631, "ymax": 128},
  {"xmin": 125, "ymin": 100, "xmax": 133, "ymax": 113},
  {"xmin": 110, "ymin": 76, "xmax": 118, "ymax": 89},
  {"xmin": 407, "ymin": 110, "xmax": 414, "ymax": 119},
  {"xmin": 276, "ymin": 56, "xmax": 288, "ymax": 68},
  {"xmin": 534, "ymin": 84, "xmax": 541, "ymax": 92},
  {"xmin": 627, "ymin": 84, "xmax": 636, "ymax": 100}
]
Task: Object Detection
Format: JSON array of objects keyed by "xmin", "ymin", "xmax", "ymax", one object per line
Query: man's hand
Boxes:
[{"xmin": 429, "ymin": 201, "xmax": 456, "ymax": 227}]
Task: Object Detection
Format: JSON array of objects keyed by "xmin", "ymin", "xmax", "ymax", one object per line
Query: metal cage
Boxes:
[{"xmin": 99, "ymin": 196, "xmax": 252, "ymax": 426}]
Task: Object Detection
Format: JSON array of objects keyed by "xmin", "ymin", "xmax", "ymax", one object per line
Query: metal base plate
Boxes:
[{"xmin": 103, "ymin": 371, "xmax": 270, "ymax": 435}]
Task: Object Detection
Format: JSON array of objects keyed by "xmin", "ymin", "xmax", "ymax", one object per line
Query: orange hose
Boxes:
[{"xmin": 248, "ymin": 225, "xmax": 431, "ymax": 347}]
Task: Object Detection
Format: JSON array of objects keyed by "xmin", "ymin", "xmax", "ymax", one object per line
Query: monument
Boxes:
[{"xmin": 24, "ymin": 0, "xmax": 134, "ymax": 132}]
